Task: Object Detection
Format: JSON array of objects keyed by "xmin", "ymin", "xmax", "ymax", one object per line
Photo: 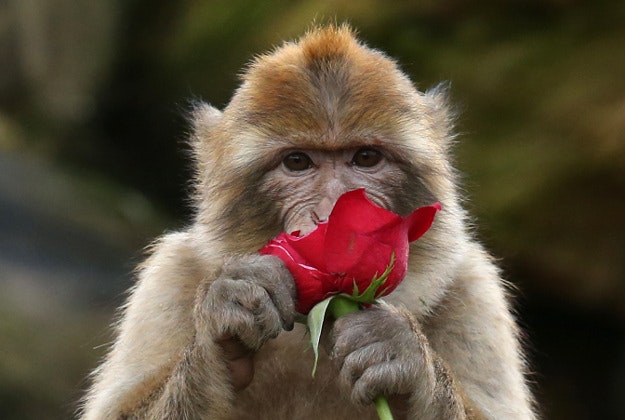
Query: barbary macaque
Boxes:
[{"xmin": 81, "ymin": 25, "xmax": 535, "ymax": 419}]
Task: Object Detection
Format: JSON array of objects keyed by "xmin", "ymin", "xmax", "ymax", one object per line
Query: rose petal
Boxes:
[
  {"xmin": 326, "ymin": 189, "xmax": 401, "ymax": 235},
  {"xmin": 323, "ymin": 230, "xmax": 368, "ymax": 271},
  {"xmin": 323, "ymin": 189, "xmax": 403, "ymax": 272},
  {"xmin": 405, "ymin": 202, "xmax": 442, "ymax": 242},
  {"xmin": 284, "ymin": 222, "xmax": 328, "ymax": 270},
  {"xmin": 333, "ymin": 240, "xmax": 398, "ymax": 294},
  {"xmin": 292, "ymin": 268, "xmax": 332, "ymax": 313},
  {"xmin": 259, "ymin": 239, "xmax": 329, "ymax": 313}
]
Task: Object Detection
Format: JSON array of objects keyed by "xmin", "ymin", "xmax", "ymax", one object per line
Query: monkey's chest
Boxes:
[{"xmin": 232, "ymin": 326, "xmax": 377, "ymax": 419}]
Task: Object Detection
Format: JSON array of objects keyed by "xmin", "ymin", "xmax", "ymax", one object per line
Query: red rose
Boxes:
[{"xmin": 260, "ymin": 189, "xmax": 441, "ymax": 314}]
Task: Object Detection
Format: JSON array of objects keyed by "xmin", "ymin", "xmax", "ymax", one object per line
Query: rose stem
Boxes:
[
  {"xmin": 327, "ymin": 296, "xmax": 394, "ymax": 420},
  {"xmin": 374, "ymin": 397, "xmax": 393, "ymax": 420}
]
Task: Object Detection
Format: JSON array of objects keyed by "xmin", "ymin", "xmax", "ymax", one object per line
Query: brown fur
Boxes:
[{"xmin": 80, "ymin": 24, "xmax": 535, "ymax": 419}]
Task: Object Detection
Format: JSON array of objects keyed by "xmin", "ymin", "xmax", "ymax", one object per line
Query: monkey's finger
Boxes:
[
  {"xmin": 223, "ymin": 255, "xmax": 297, "ymax": 331},
  {"xmin": 331, "ymin": 309, "xmax": 386, "ymax": 358},
  {"xmin": 227, "ymin": 356, "xmax": 255, "ymax": 391},
  {"xmin": 208, "ymin": 278, "xmax": 283, "ymax": 349},
  {"xmin": 215, "ymin": 336, "xmax": 255, "ymax": 390},
  {"xmin": 216, "ymin": 335, "xmax": 252, "ymax": 360},
  {"xmin": 231, "ymin": 284, "xmax": 284, "ymax": 349},
  {"xmin": 351, "ymin": 361, "xmax": 418, "ymax": 406},
  {"xmin": 336, "ymin": 342, "xmax": 394, "ymax": 391},
  {"xmin": 252, "ymin": 256, "xmax": 297, "ymax": 331}
]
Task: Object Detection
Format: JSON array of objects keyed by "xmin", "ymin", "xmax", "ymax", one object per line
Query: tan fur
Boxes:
[{"xmin": 81, "ymin": 24, "xmax": 535, "ymax": 419}]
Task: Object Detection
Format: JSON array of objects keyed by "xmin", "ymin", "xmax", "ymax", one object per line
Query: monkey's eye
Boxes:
[
  {"xmin": 283, "ymin": 152, "xmax": 313, "ymax": 172},
  {"xmin": 351, "ymin": 148, "xmax": 383, "ymax": 168}
]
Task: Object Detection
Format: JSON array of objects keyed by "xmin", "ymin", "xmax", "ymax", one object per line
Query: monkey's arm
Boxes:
[
  {"xmin": 423, "ymin": 244, "xmax": 535, "ymax": 419},
  {"xmin": 80, "ymin": 231, "xmax": 232, "ymax": 419},
  {"xmin": 329, "ymin": 244, "xmax": 534, "ymax": 420},
  {"xmin": 80, "ymin": 231, "xmax": 296, "ymax": 419}
]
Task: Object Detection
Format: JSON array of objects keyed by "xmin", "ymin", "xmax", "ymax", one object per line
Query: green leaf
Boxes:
[{"xmin": 307, "ymin": 296, "xmax": 335, "ymax": 377}]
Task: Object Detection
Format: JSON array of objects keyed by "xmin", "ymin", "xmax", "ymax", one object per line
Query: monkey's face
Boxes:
[
  {"xmin": 199, "ymin": 26, "xmax": 456, "ymax": 255},
  {"xmin": 261, "ymin": 146, "xmax": 406, "ymax": 236}
]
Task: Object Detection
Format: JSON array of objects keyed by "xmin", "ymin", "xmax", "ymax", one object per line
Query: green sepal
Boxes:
[{"xmin": 350, "ymin": 252, "xmax": 395, "ymax": 303}]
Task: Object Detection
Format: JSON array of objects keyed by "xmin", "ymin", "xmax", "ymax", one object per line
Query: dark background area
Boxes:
[{"xmin": 1, "ymin": 1, "xmax": 624, "ymax": 418}]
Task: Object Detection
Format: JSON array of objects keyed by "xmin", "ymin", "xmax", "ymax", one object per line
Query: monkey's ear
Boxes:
[
  {"xmin": 191, "ymin": 102, "xmax": 223, "ymax": 135},
  {"xmin": 424, "ymin": 82, "xmax": 457, "ymax": 149},
  {"xmin": 189, "ymin": 102, "xmax": 223, "ymax": 172}
]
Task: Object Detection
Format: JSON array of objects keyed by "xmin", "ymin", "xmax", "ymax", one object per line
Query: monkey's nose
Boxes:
[
  {"xmin": 312, "ymin": 197, "xmax": 335, "ymax": 224},
  {"xmin": 311, "ymin": 210, "xmax": 327, "ymax": 225}
]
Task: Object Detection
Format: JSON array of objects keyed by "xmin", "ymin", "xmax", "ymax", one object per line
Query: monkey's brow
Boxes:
[{"xmin": 272, "ymin": 132, "xmax": 399, "ymax": 151}]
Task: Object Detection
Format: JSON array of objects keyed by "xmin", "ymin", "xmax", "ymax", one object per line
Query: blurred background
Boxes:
[{"xmin": 0, "ymin": 0, "xmax": 623, "ymax": 418}]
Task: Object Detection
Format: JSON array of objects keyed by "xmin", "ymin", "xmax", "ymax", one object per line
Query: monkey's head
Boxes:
[{"xmin": 192, "ymin": 25, "xmax": 465, "ymax": 280}]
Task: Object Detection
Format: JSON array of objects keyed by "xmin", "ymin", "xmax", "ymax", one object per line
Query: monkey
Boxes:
[{"xmin": 80, "ymin": 24, "xmax": 536, "ymax": 419}]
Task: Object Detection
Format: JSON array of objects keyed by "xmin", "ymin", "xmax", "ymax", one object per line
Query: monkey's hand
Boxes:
[
  {"xmin": 195, "ymin": 254, "xmax": 297, "ymax": 390},
  {"xmin": 329, "ymin": 302, "xmax": 468, "ymax": 419}
]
